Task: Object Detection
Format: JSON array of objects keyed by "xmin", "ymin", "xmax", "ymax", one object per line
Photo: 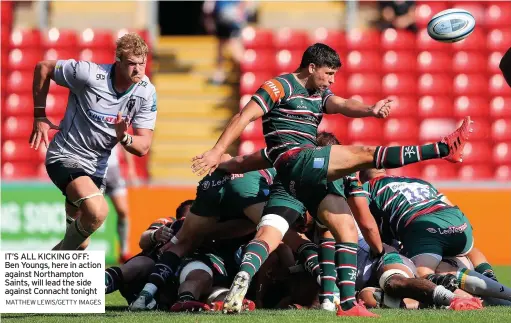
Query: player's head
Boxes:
[
  {"xmin": 359, "ymin": 168, "xmax": 386, "ymax": 183},
  {"xmin": 316, "ymin": 131, "xmax": 340, "ymax": 146},
  {"xmin": 115, "ymin": 32, "xmax": 149, "ymax": 83},
  {"xmin": 300, "ymin": 43, "xmax": 341, "ymax": 91},
  {"xmin": 176, "ymin": 199, "xmax": 194, "ymax": 220}
]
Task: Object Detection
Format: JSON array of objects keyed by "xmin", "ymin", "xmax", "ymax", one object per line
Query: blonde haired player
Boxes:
[{"xmin": 29, "ymin": 32, "xmax": 157, "ymax": 251}]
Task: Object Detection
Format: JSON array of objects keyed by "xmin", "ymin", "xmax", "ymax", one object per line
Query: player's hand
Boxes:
[
  {"xmin": 371, "ymin": 98, "xmax": 393, "ymax": 119},
  {"xmin": 29, "ymin": 117, "xmax": 60, "ymax": 150},
  {"xmin": 154, "ymin": 225, "xmax": 172, "ymax": 243},
  {"xmin": 191, "ymin": 148, "xmax": 224, "ymax": 176},
  {"xmin": 114, "ymin": 112, "xmax": 129, "ymax": 141}
]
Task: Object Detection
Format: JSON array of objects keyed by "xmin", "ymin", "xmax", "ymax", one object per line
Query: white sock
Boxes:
[
  {"xmin": 142, "ymin": 283, "xmax": 158, "ymax": 297},
  {"xmin": 433, "ymin": 285, "xmax": 455, "ymax": 306},
  {"xmin": 458, "ymin": 268, "xmax": 511, "ymax": 301}
]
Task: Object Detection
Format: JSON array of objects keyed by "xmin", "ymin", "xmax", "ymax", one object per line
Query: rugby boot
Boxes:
[
  {"xmin": 441, "ymin": 116, "xmax": 474, "ymax": 163},
  {"xmin": 128, "ymin": 290, "xmax": 157, "ymax": 311},
  {"xmin": 222, "ymin": 271, "xmax": 251, "ymax": 313},
  {"xmin": 170, "ymin": 300, "xmax": 211, "ymax": 312},
  {"xmin": 449, "ymin": 297, "xmax": 483, "ymax": 311},
  {"xmin": 336, "ymin": 300, "xmax": 379, "ymax": 317}
]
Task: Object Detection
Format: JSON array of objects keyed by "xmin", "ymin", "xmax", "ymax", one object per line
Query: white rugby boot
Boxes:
[{"xmin": 222, "ymin": 271, "xmax": 251, "ymax": 313}]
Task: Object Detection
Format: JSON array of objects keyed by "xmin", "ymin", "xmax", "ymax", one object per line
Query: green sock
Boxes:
[
  {"xmin": 475, "ymin": 262, "xmax": 498, "ymax": 281},
  {"xmin": 335, "ymin": 242, "xmax": 358, "ymax": 311},
  {"xmin": 239, "ymin": 240, "xmax": 270, "ymax": 279},
  {"xmin": 319, "ymin": 238, "xmax": 337, "ymax": 303},
  {"xmin": 297, "ymin": 242, "xmax": 321, "ymax": 281},
  {"xmin": 374, "ymin": 142, "xmax": 449, "ymax": 169}
]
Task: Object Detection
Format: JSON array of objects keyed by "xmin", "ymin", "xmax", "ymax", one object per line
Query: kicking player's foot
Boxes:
[
  {"xmin": 449, "ymin": 297, "xmax": 483, "ymax": 311},
  {"xmin": 170, "ymin": 300, "xmax": 211, "ymax": 312},
  {"xmin": 441, "ymin": 116, "xmax": 474, "ymax": 163},
  {"xmin": 128, "ymin": 291, "xmax": 157, "ymax": 311},
  {"xmin": 211, "ymin": 299, "xmax": 255, "ymax": 312},
  {"xmin": 222, "ymin": 271, "xmax": 251, "ymax": 313},
  {"xmin": 336, "ymin": 301, "xmax": 379, "ymax": 317}
]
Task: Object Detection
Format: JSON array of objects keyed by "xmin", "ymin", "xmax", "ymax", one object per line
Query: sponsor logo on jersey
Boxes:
[
  {"xmin": 87, "ymin": 109, "xmax": 119, "ymax": 124},
  {"xmin": 126, "ymin": 98, "xmax": 136, "ymax": 114},
  {"xmin": 313, "ymin": 157, "xmax": 325, "ymax": 169},
  {"xmin": 202, "ymin": 181, "xmax": 210, "ymax": 190},
  {"xmin": 427, "ymin": 223, "xmax": 468, "ymax": 235},
  {"xmin": 426, "ymin": 227, "xmax": 437, "ymax": 234},
  {"xmin": 261, "ymin": 79, "xmax": 285, "ymax": 103}
]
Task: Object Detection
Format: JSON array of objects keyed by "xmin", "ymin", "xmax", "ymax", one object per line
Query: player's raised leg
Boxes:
[{"xmin": 326, "ymin": 116, "xmax": 474, "ymax": 182}]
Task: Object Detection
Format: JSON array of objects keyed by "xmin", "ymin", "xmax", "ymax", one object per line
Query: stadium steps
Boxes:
[{"xmin": 150, "ymin": 36, "xmax": 238, "ymax": 184}]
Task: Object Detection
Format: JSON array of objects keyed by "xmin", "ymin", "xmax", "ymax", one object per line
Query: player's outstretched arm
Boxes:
[
  {"xmin": 218, "ymin": 149, "xmax": 272, "ymax": 174},
  {"xmin": 191, "ymin": 101, "xmax": 265, "ymax": 176},
  {"xmin": 347, "ymin": 196, "xmax": 384, "ymax": 255},
  {"xmin": 324, "ymin": 95, "xmax": 393, "ymax": 118},
  {"xmin": 499, "ymin": 46, "xmax": 511, "ymax": 88},
  {"xmin": 29, "ymin": 60, "xmax": 60, "ymax": 150}
]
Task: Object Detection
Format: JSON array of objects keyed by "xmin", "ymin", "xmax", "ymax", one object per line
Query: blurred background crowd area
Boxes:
[{"xmin": 2, "ymin": 0, "xmax": 511, "ymax": 186}]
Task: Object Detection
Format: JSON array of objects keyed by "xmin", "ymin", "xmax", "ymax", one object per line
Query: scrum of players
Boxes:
[{"xmin": 105, "ymin": 131, "xmax": 511, "ymax": 314}]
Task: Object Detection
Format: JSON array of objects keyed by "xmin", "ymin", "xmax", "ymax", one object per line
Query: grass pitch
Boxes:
[{"xmin": 2, "ymin": 266, "xmax": 510, "ymax": 323}]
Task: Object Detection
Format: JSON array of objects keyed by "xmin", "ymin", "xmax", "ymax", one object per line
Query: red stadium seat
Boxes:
[
  {"xmin": 495, "ymin": 165, "xmax": 511, "ymax": 181},
  {"xmin": 419, "ymin": 118, "xmax": 456, "ymax": 141},
  {"xmin": 8, "ymin": 49, "xmax": 42, "ymax": 71},
  {"xmin": 2, "ymin": 162, "xmax": 38, "ymax": 180},
  {"xmin": 240, "ymin": 72, "xmax": 272, "ymax": 96},
  {"xmin": 490, "ymin": 96, "xmax": 511, "ymax": 119},
  {"xmin": 458, "ymin": 165, "xmax": 493, "ymax": 181},
  {"xmin": 452, "ymin": 29, "xmax": 486, "ymax": 52},
  {"xmin": 347, "ymin": 118, "xmax": 384, "ymax": 141},
  {"xmin": 487, "ymin": 29, "xmax": 511, "ymax": 52},
  {"xmin": 241, "ymin": 49, "xmax": 274, "ymax": 73},
  {"xmin": 488, "ymin": 51, "xmax": 503, "ymax": 74},
  {"xmin": 417, "ymin": 51, "xmax": 451, "ymax": 74},
  {"xmin": 453, "ymin": 74, "xmax": 488, "ymax": 96},
  {"xmin": 452, "ymin": 2, "xmax": 485, "ymax": 26},
  {"xmin": 418, "ymin": 96, "xmax": 453, "ymax": 118},
  {"xmin": 318, "ymin": 114, "xmax": 348, "ymax": 142},
  {"xmin": 382, "ymin": 73, "xmax": 417, "ymax": 96},
  {"xmin": 346, "ymin": 29, "xmax": 380, "ymax": 50},
  {"xmin": 417, "ymin": 28, "xmax": 451, "ymax": 52},
  {"xmin": 381, "ymin": 29, "xmax": 416, "ymax": 50},
  {"xmin": 418, "ymin": 74, "xmax": 451, "ymax": 96},
  {"xmin": 9, "ymin": 29, "xmax": 41, "ymax": 48},
  {"xmin": 347, "ymin": 74, "xmax": 381, "ymax": 96},
  {"xmin": 275, "ymin": 50, "xmax": 302, "ymax": 74},
  {"xmin": 241, "ymin": 119, "xmax": 263, "ymax": 141},
  {"xmin": 41, "ymin": 28, "xmax": 78, "ymax": 49},
  {"xmin": 386, "ymin": 164, "xmax": 422, "ymax": 178},
  {"xmin": 329, "ymin": 74, "xmax": 346, "ymax": 95},
  {"xmin": 274, "ymin": 28, "xmax": 309, "ymax": 51},
  {"xmin": 383, "ymin": 118, "xmax": 419, "ymax": 141},
  {"xmin": 114, "ymin": 28, "xmax": 151, "ymax": 45},
  {"xmin": 311, "ymin": 28, "xmax": 345, "ymax": 52},
  {"xmin": 6, "ymin": 71, "xmax": 32, "ymax": 93},
  {"xmin": 382, "ymin": 51, "xmax": 416, "ymax": 73},
  {"xmin": 415, "ymin": 1, "xmax": 449, "ymax": 28},
  {"xmin": 242, "ymin": 27, "xmax": 274, "ymax": 49},
  {"xmin": 493, "ymin": 142, "xmax": 511, "ymax": 165},
  {"xmin": 78, "ymin": 28, "xmax": 114, "ymax": 49},
  {"xmin": 462, "ymin": 141, "xmax": 491, "ymax": 164},
  {"xmin": 79, "ymin": 49, "xmax": 114, "ymax": 64},
  {"xmin": 2, "ymin": 140, "xmax": 47, "ymax": 163},
  {"xmin": 1, "ymin": 1, "xmax": 13, "ymax": 27},
  {"xmin": 422, "ymin": 163, "xmax": 458, "ymax": 181},
  {"xmin": 489, "ymin": 74, "xmax": 511, "ymax": 96},
  {"xmin": 3, "ymin": 94, "xmax": 32, "ymax": 117},
  {"xmin": 345, "ymin": 50, "xmax": 381, "ymax": 73},
  {"xmin": 485, "ymin": 2, "xmax": 511, "ymax": 28},
  {"xmin": 468, "ymin": 119, "xmax": 491, "ymax": 141},
  {"xmin": 453, "ymin": 96, "xmax": 489, "ymax": 118},
  {"xmin": 2, "ymin": 117, "xmax": 33, "ymax": 140},
  {"xmin": 452, "ymin": 51, "xmax": 486, "ymax": 74},
  {"xmin": 238, "ymin": 139, "xmax": 266, "ymax": 155},
  {"xmin": 492, "ymin": 119, "xmax": 511, "ymax": 141},
  {"xmin": 44, "ymin": 48, "xmax": 79, "ymax": 61},
  {"xmin": 385, "ymin": 95, "xmax": 418, "ymax": 118},
  {"xmin": 46, "ymin": 93, "xmax": 68, "ymax": 117}
]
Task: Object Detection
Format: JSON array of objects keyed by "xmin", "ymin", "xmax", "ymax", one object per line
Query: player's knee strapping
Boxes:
[
  {"xmin": 256, "ymin": 214, "xmax": 290, "ymax": 237},
  {"xmin": 71, "ymin": 192, "xmax": 103, "ymax": 208},
  {"xmin": 378, "ymin": 269, "xmax": 411, "ymax": 290},
  {"xmin": 179, "ymin": 261, "xmax": 213, "ymax": 284}
]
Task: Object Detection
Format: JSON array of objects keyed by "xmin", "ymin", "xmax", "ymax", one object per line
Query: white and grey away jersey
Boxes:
[{"xmin": 46, "ymin": 59, "xmax": 157, "ymax": 177}]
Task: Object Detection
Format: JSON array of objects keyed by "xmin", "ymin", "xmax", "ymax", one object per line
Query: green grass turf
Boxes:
[{"xmin": 2, "ymin": 266, "xmax": 510, "ymax": 323}]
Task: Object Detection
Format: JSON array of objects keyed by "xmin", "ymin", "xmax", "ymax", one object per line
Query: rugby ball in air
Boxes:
[{"xmin": 427, "ymin": 9, "xmax": 475, "ymax": 43}]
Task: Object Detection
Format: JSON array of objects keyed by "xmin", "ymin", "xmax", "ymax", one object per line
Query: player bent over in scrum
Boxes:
[
  {"xmin": 31, "ymin": 33, "xmax": 157, "ymax": 251},
  {"xmin": 192, "ymin": 43, "xmax": 473, "ymax": 315},
  {"xmin": 359, "ymin": 169, "xmax": 511, "ymax": 304}
]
